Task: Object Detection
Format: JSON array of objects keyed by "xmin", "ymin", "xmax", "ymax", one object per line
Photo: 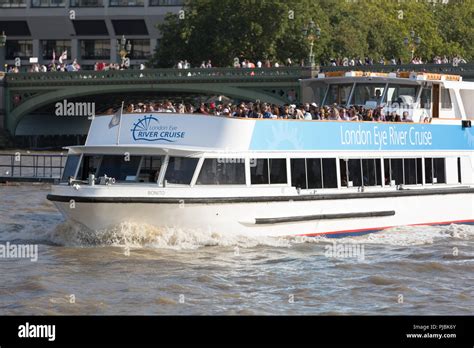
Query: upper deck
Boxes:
[
  {"xmin": 82, "ymin": 113, "xmax": 474, "ymax": 153},
  {"xmin": 300, "ymin": 71, "xmax": 474, "ymax": 122}
]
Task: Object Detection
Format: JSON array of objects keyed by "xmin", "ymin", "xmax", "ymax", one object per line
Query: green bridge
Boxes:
[{"xmin": 0, "ymin": 63, "xmax": 473, "ymax": 140}]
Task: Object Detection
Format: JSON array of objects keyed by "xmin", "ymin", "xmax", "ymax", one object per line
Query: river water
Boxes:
[{"xmin": 0, "ymin": 184, "xmax": 473, "ymax": 315}]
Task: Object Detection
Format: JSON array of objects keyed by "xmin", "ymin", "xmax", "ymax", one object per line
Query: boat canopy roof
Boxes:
[{"xmin": 305, "ymin": 71, "xmax": 474, "ymax": 89}]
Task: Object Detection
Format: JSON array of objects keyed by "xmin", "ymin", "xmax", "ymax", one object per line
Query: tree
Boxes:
[
  {"xmin": 150, "ymin": 0, "xmax": 331, "ymax": 68},
  {"xmin": 149, "ymin": 0, "xmax": 473, "ymax": 68}
]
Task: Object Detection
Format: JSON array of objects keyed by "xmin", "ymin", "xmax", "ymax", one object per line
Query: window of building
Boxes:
[
  {"xmin": 41, "ymin": 40, "xmax": 71, "ymax": 60},
  {"xmin": 31, "ymin": 0, "xmax": 65, "ymax": 6},
  {"xmin": 80, "ymin": 40, "xmax": 110, "ymax": 60},
  {"xmin": 70, "ymin": 0, "xmax": 103, "ymax": 6},
  {"xmin": 251, "ymin": 159, "xmax": 287, "ymax": 185},
  {"xmin": 73, "ymin": 20, "xmax": 109, "ymax": 36},
  {"xmin": 137, "ymin": 156, "xmax": 163, "ymax": 183},
  {"xmin": 5, "ymin": 40, "xmax": 32, "ymax": 59},
  {"xmin": 325, "ymin": 84, "xmax": 353, "ymax": 106},
  {"xmin": 149, "ymin": 0, "xmax": 184, "ymax": 5},
  {"xmin": 61, "ymin": 155, "xmax": 81, "ymax": 182},
  {"xmin": 440, "ymin": 87, "xmax": 452, "ymax": 109},
  {"xmin": 128, "ymin": 39, "xmax": 150, "ymax": 59},
  {"xmin": 164, "ymin": 157, "xmax": 199, "ymax": 185},
  {"xmin": 0, "ymin": 0, "xmax": 26, "ymax": 7},
  {"xmin": 197, "ymin": 159, "xmax": 245, "ymax": 185},
  {"xmin": 109, "ymin": 0, "xmax": 143, "ymax": 6},
  {"xmin": 96, "ymin": 155, "xmax": 141, "ymax": 181}
]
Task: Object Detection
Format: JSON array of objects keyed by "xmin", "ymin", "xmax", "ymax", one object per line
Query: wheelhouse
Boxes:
[{"xmin": 301, "ymin": 71, "xmax": 474, "ymax": 122}]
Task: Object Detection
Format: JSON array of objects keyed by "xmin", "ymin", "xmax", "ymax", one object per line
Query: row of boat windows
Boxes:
[{"xmin": 62, "ymin": 155, "xmax": 449, "ymax": 187}]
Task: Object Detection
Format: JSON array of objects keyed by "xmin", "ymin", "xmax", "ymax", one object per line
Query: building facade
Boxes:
[{"xmin": 0, "ymin": 0, "xmax": 184, "ymax": 70}]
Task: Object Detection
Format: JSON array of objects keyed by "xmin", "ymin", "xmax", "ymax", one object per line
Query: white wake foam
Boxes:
[
  {"xmin": 4, "ymin": 219, "xmax": 473, "ymax": 250},
  {"xmin": 48, "ymin": 221, "xmax": 292, "ymax": 250}
]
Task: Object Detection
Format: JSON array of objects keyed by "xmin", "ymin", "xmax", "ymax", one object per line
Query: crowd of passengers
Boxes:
[{"xmin": 111, "ymin": 101, "xmax": 414, "ymax": 122}]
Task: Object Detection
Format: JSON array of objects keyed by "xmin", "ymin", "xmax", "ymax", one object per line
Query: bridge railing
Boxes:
[
  {"xmin": 4, "ymin": 63, "xmax": 473, "ymax": 85},
  {"xmin": 4, "ymin": 67, "xmax": 313, "ymax": 85}
]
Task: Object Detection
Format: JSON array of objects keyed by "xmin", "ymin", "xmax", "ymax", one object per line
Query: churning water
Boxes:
[{"xmin": 0, "ymin": 184, "xmax": 473, "ymax": 315}]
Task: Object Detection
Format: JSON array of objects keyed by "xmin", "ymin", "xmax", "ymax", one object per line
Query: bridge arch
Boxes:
[{"xmin": 7, "ymin": 83, "xmax": 288, "ymax": 134}]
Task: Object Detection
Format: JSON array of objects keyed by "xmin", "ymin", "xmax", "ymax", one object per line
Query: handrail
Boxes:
[
  {"xmin": 4, "ymin": 67, "xmax": 312, "ymax": 85},
  {"xmin": 0, "ymin": 153, "xmax": 66, "ymax": 179}
]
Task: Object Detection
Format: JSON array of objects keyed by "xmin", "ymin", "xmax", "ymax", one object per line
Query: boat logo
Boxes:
[{"xmin": 131, "ymin": 115, "xmax": 186, "ymax": 142}]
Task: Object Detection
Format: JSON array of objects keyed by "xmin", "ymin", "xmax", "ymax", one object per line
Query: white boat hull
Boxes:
[{"xmin": 50, "ymin": 190, "xmax": 474, "ymax": 238}]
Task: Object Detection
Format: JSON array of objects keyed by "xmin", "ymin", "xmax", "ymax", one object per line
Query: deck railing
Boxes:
[{"xmin": 0, "ymin": 153, "xmax": 66, "ymax": 181}]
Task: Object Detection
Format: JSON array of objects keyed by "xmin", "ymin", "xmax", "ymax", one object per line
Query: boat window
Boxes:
[
  {"xmin": 290, "ymin": 159, "xmax": 307, "ymax": 189},
  {"xmin": 138, "ymin": 156, "xmax": 163, "ymax": 183},
  {"xmin": 420, "ymin": 87, "xmax": 432, "ymax": 109},
  {"xmin": 425, "ymin": 158, "xmax": 446, "ymax": 184},
  {"xmin": 325, "ymin": 84, "xmax": 353, "ymax": 106},
  {"xmin": 384, "ymin": 158, "xmax": 404, "ymax": 185},
  {"xmin": 433, "ymin": 158, "xmax": 446, "ymax": 184},
  {"xmin": 251, "ymin": 159, "xmax": 287, "ymax": 185},
  {"xmin": 77, "ymin": 155, "xmax": 102, "ymax": 180},
  {"xmin": 457, "ymin": 157, "xmax": 462, "ymax": 184},
  {"xmin": 425, "ymin": 158, "xmax": 433, "ymax": 184},
  {"xmin": 440, "ymin": 87, "xmax": 452, "ymax": 109},
  {"xmin": 341, "ymin": 159, "xmax": 382, "ymax": 187},
  {"xmin": 164, "ymin": 157, "xmax": 199, "ymax": 185},
  {"xmin": 362, "ymin": 159, "xmax": 382, "ymax": 186},
  {"xmin": 291, "ymin": 158, "xmax": 336, "ymax": 189},
  {"xmin": 97, "ymin": 155, "xmax": 141, "ymax": 181},
  {"xmin": 61, "ymin": 154, "xmax": 81, "ymax": 182},
  {"xmin": 196, "ymin": 159, "xmax": 245, "ymax": 185},
  {"xmin": 269, "ymin": 159, "xmax": 287, "ymax": 184},
  {"xmin": 403, "ymin": 158, "xmax": 422, "ymax": 185},
  {"xmin": 251, "ymin": 159, "xmax": 269, "ymax": 184},
  {"xmin": 386, "ymin": 84, "xmax": 418, "ymax": 108},
  {"xmin": 307, "ymin": 159, "xmax": 323, "ymax": 189},
  {"xmin": 352, "ymin": 84, "xmax": 385, "ymax": 106},
  {"xmin": 348, "ymin": 159, "xmax": 363, "ymax": 186},
  {"xmin": 322, "ymin": 158, "xmax": 338, "ymax": 188}
]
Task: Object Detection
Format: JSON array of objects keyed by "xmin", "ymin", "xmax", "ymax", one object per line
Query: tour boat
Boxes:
[{"xmin": 47, "ymin": 71, "xmax": 474, "ymax": 238}]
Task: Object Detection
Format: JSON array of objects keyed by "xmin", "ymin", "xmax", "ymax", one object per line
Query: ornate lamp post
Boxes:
[
  {"xmin": 302, "ymin": 20, "xmax": 321, "ymax": 68},
  {"xmin": 403, "ymin": 30, "xmax": 421, "ymax": 61},
  {"xmin": 0, "ymin": 31, "xmax": 7, "ymax": 72},
  {"xmin": 117, "ymin": 35, "xmax": 132, "ymax": 67}
]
